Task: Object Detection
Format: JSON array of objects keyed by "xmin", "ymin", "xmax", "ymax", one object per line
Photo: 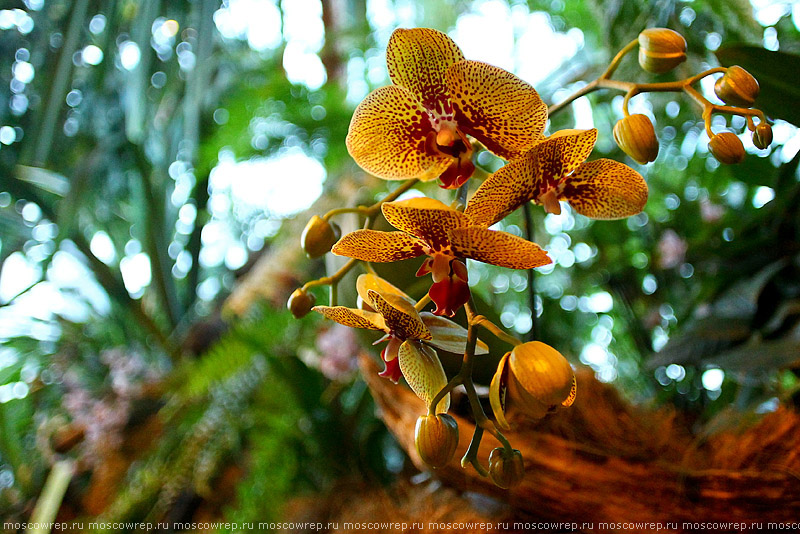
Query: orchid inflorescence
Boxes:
[{"xmin": 288, "ymin": 27, "xmax": 769, "ymax": 488}]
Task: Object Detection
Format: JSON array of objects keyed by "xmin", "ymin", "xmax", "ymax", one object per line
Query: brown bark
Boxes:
[{"xmin": 360, "ymin": 354, "xmax": 800, "ymax": 530}]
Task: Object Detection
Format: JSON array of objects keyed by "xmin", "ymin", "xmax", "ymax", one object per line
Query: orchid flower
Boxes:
[
  {"xmin": 346, "ymin": 27, "xmax": 548, "ymax": 189},
  {"xmin": 465, "ymin": 129, "xmax": 649, "ymax": 226},
  {"xmin": 313, "ymin": 274, "xmax": 488, "ymax": 412},
  {"xmin": 332, "ymin": 197, "xmax": 551, "ymax": 317}
]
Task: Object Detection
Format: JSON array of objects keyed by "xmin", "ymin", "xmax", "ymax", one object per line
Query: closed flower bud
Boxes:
[
  {"xmin": 709, "ymin": 132, "xmax": 745, "ymax": 165},
  {"xmin": 489, "ymin": 342, "xmax": 576, "ymax": 430},
  {"xmin": 287, "ymin": 288, "xmax": 315, "ymax": 318},
  {"xmin": 301, "ymin": 216, "xmax": 340, "ymax": 258},
  {"xmin": 638, "ymin": 28, "xmax": 687, "ymax": 74},
  {"xmin": 714, "ymin": 66, "xmax": 759, "ymax": 108},
  {"xmin": 488, "ymin": 448, "xmax": 525, "ymax": 489},
  {"xmin": 613, "ymin": 114, "xmax": 659, "ymax": 164},
  {"xmin": 415, "ymin": 413, "xmax": 459, "ymax": 469},
  {"xmin": 752, "ymin": 122, "xmax": 772, "ymax": 150}
]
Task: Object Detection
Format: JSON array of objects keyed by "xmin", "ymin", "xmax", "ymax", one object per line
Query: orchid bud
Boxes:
[
  {"xmin": 714, "ymin": 66, "xmax": 759, "ymax": 108},
  {"xmin": 613, "ymin": 114, "xmax": 659, "ymax": 164},
  {"xmin": 709, "ymin": 132, "xmax": 745, "ymax": 164},
  {"xmin": 638, "ymin": 28, "xmax": 687, "ymax": 74},
  {"xmin": 415, "ymin": 413, "xmax": 459, "ymax": 469},
  {"xmin": 301, "ymin": 216, "xmax": 340, "ymax": 258},
  {"xmin": 287, "ymin": 288, "xmax": 315, "ymax": 318},
  {"xmin": 752, "ymin": 122, "xmax": 773, "ymax": 150},
  {"xmin": 488, "ymin": 448, "xmax": 524, "ymax": 489},
  {"xmin": 490, "ymin": 342, "xmax": 576, "ymax": 430}
]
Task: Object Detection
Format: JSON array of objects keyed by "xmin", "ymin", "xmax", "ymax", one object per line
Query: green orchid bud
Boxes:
[
  {"xmin": 287, "ymin": 288, "xmax": 315, "ymax": 318},
  {"xmin": 638, "ymin": 28, "xmax": 687, "ymax": 74},
  {"xmin": 709, "ymin": 132, "xmax": 745, "ymax": 165},
  {"xmin": 301, "ymin": 216, "xmax": 340, "ymax": 258},
  {"xmin": 488, "ymin": 447, "xmax": 525, "ymax": 489},
  {"xmin": 415, "ymin": 413, "xmax": 459, "ymax": 469}
]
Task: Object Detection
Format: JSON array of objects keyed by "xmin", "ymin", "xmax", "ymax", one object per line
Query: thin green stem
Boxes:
[
  {"xmin": 323, "ymin": 179, "xmax": 418, "ymax": 221},
  {"xmin": 428, "ymin": 372, "xmax": 463, "ymax": 416},
  {"xmin": 303, "ymin": 258, "xmax": 359, "ymax": 291},
  {"xmin": 461, "ymin": 426, "xmax": 488, "ymax": 476},
  {"xmin": 414, "ymin": 292, "xmax": 431, "ymax": 311},
  {"xmin": 472, "ymin": 316, "xmax": 522, "ymax": 347},
  {"xmin": 599, "ymin": 38, "xmax": 638, "ymax": 80}
]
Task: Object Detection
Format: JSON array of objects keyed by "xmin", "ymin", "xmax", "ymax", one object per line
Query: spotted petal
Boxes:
[
  {"xmin": 421, "ymin": 312, "xmax": 489, "ymax": 355},
  {"xmin": 356, "ymin": 273, "xmax": 415, "ymax": 308},
  {"xmin": 382, "ymin": 197, "xmax": 470, "ymax": 250},
  {"xmin": 386, "ymin": 28, "xmax": 464, "ymax": 113},
  {"xmin": 447, "ymin": 60, "xmax": 547, "ymax": 160},
  {"xmin": 559, "ymin": 159, "xmax": 648, "ymax": 219},
  {"xmin": 368, "ymin": 289, "xmax": 431, "ymax": 341},
  {"xmin": 332, "ymin": 230, "xmax": 425, "ymax": 262},
  {"xmin": 346, "ymin": 85, "xmax": 451, "ymax": 181},
  {"xmin": 532, "ymin": 129, "xmax": 598, "ymax": 182},
  {"xmin": 312, "ymin": 306, "xmax": 386, "ymax": 332},
  {"xmin": 449, "ymin": 226, "xmax": 551, "ymax": 270},
  {"xmin": 398, "ymin": 340, "xmax": 450, "ymax": 413},
  {"xmin": 464, "ymin": 154, "xmax": 540, "ymax": 227}
]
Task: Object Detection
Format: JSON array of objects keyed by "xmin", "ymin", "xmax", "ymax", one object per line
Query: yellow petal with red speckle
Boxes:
[
  {"xmin": 560, "ymin": 159, "xmax": 648, "ymax": 219},
  {"xmin": 346, "ymin": 85, "xmax": 451, "ymax": 181},
  {"xmin": 449, "ymin": 226, "xmax": 551, "ymax": 270},
  {"xmin": 562, "ymin": 375, "xmax": 577, "ymax": 407},
  {"xmin": 312, "ymin": 305, "xmax": 387, "ymax": 332},
  {"xmin": 332, "ymin": 230, "xmax": 425, "ymax": 262},
  {"xmin": 464, "ymin": 153, "xmax": 540, "ymax": 227},
  {"xmin": 386, "ymin": 28, "xmax": 464, "ymax": 113},
  {"xmin": 398, "ymin": 339, "xmax": 450, "ymax": 413},
  {"xmin": 420, "ymin": 312, "xmax": 489, "ymax": 355},
  {"xmin": 447, "ymin": 60, "xmax": 548, "ymax": 160},
  {"xmin": 367, "ymin": 289, "xmax": 432, "ymax": 341},
  {"xmin": 532, "ymin": 128, "xmax": 598, "ymax": 181},
  {"xmin": 382, "ymin": 197, "xmax": 470, "ymax": 250},
  {"xmin": 356, "ymin": 274, "xmax": 415, "ymax": 309}
]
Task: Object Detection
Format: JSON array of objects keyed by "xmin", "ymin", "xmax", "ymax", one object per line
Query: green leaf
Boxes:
[
  {"xmin": 709, "ymin": 338, "xmax": 800, "ymax": 371},
  {"xmin": 715, "ymin": 45, "xmax": 800, "ymax": 126}
]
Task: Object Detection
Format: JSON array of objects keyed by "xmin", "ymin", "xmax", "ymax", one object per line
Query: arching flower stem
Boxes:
[
  {"xmin": 322, "ymin": 179, "xmax": 419, "ymax": 222},
  {"xmin": 547, "ymin": 39, "xmax": 765, "ymax": 135}
]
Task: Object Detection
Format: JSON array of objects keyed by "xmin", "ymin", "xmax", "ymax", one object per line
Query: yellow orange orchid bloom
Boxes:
[
  {"xmin": 332, "ymin": 198, "xmax": 551, "ymax": 317},
  {"xmin": 465, "ymin": 129, "xmax": 649, "ymax": 226},
  {"xmin": 313, "ymin": 274, "xmax": 488, "ymax": 412},
  {"xmin": 346, "ymin": 27, "xmax": 548, "ymax": 189}
]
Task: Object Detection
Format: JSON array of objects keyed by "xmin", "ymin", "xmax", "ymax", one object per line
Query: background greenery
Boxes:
[{"xmin": 0, "ymin": 0, "xmax": 798, "ymax": 530}]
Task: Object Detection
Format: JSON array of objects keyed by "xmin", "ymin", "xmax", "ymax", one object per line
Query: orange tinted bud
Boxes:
[
  {"xmin": 287, "ymin": 288, "xmax": 316, "ymax": 318},
  {"xmin": 752, "ymin": 122, "xmax": 773, "ymax": 150},
  {"xmin": 415, "ymin": 413, "xmax": 459, "ymax": 469},
  {"xmin": 709, "ymin": 132, "xmax": 745, "ymax": 164},
  {"xmin": 638, "ymin": 28, "xmax": 687, "ymax": 74},
  {"xmin": 488, "ymin": 448, "xmax": 524, "ymax": 489},
  {"xmin": 301, "ymin": 216, "xmax": 340, "ymax": 258},
  {"xmin": 714, "ymin": 66, "xmax": 759, "ymax": 108},
  {"xmin": 613, "ymin": 114, "xmax": 659, "ymax": 164}
]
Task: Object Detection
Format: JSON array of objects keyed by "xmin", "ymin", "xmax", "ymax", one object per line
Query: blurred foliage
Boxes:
[{"xmin": 0, "ymin": 0, "xmax": 798, "ymax": 529}]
